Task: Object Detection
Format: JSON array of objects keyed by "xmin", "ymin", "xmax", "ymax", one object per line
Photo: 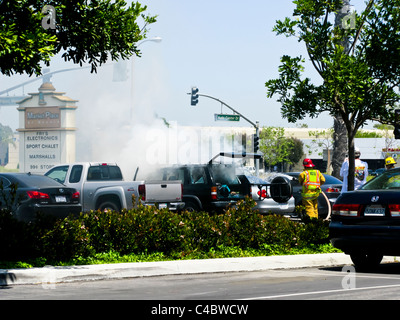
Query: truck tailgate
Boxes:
[{"xmin": 144, "ymin": 180, "xmax": 183, "ymax": 202}]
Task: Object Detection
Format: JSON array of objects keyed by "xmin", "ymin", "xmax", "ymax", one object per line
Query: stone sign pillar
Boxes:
[{"xmin": 17, "ymin": 82, "xmax": 78, "ymax": 173}]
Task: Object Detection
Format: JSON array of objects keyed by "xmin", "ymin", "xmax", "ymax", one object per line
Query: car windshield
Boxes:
[{"xmin": 361, "ymin": 169, "xmax": 400, "ymax": 190}]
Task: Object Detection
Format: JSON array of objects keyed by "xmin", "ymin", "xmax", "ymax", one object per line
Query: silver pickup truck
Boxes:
[{"xmin": 44, "ymin": 162, "xmax": 184, "ymax": 212}]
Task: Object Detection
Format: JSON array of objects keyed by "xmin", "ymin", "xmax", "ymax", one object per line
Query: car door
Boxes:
[{"xmin": 184, "ymin": 166, "xmax": 210, "ymax": 206}]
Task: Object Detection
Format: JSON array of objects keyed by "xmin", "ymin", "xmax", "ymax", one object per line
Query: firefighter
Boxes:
[
  {"xmin": 298, "ymin": 158, "xmax": 325, "ymax": 219},
  {"xmin": 385, "ymin": 157, "xmax": 400, "ymax": 188},
  {"xmin": 385, "ymin": 157, "xmax": 397, "ymax": 170}
]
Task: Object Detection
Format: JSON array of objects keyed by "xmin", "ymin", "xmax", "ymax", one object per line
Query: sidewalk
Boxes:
[{"xmin": 0, "ymin": 252, "xmax": 374, "ymax": 286}]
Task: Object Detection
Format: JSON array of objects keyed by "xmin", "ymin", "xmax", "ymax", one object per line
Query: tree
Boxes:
[
  {"xmin": 0, "ymin": 0, "xmax": 157, "ymax": 76},
  {"xmin": 0, "ymin": 123, "xmax": 15, "ymax": 166},
  {"xmin": 0, "ymin": 124, "xmax": 15, "ymax": 148},
  {"xmin": 266, "ymin": 0, "xmax": 400, "ymax": 191},
  {"xmin": 259, "ymin": 127, "xmax": 295, "ymax": 171},
  {"xmin": 287, "ymin": 137, "xmax": 304, "ymax": 168},
  {"xmin": 306, "ymin": 129, "xmax": 334, "ymax": 174}
]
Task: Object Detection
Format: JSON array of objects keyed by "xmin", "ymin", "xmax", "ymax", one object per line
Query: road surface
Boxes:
[{"xmin": 2, "ymin": 264, "xmax": 400, "ymax": 300}]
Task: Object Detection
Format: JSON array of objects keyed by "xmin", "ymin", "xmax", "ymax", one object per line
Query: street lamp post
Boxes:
[{"xmin": 130, "ymin": 36, "xmax": 162, "ymax": 121}]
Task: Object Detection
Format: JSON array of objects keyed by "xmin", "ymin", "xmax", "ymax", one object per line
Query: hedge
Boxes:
[{"xmin": 0, "ymin": 197, "xmax": 331, "ymax": 265}]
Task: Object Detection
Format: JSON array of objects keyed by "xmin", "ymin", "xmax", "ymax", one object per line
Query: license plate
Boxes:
[
  {"xmin": 158, "ymin": 203, "xmax": 167, "ymax": 209},
  {"xmin": 55, "ymin": 196, "xmax": 67, "ymax": 203},
  {"xmin": 364, "ymin": 205, "xmax": 385, "ymax": 216}
]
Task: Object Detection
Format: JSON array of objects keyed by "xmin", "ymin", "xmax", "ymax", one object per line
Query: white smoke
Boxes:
[{"xmin": 44, "ymin": 54, "xmax": 256, "ymax": 181}]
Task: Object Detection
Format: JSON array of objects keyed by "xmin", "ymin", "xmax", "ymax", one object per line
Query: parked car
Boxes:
[
  {"xmin": 0, "ymin": 172, "xmax": 81, "ymax": 222},
  {"xmin": 237, "ymin": 173, "xmax": 295, "ymax": 215},
  {"xmin": 45, "ymin": 162, "xmax": 184, "ymax": 212},
  {"xmin": 284, "ymin": 172, "xmax": 342, "ymax": 219},
  {"xmin": 330, "ymin": 167, "xmax": 400, "ymax": 269}
]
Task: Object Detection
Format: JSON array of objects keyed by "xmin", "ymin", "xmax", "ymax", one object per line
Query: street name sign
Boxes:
[{"xmin": 214, "ymin": 114, "xmax": 240, "ymax": 122}]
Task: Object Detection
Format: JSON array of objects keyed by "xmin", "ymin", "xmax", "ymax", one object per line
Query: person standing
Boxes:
[
  {"xmin": 340, "ymin": 147, "xmax": 368, "ymax": 192},
  {"xmin": 298, "ymin": 158, "xmax": 326, "ymax": 219}
]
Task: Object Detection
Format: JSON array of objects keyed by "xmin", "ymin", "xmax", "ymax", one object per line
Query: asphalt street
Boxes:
[
  {"xmin": 2, "ymin": 253, "xmax": 400, "ymax": 301},
  {"xmin": 3, "ymin": 265, "xmax": 400, "ymax": 300}
]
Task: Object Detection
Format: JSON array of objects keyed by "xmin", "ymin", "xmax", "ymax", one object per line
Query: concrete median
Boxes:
[{"xmin": 0, "ymin": 253, "xmax": 363, "ymax": 286}]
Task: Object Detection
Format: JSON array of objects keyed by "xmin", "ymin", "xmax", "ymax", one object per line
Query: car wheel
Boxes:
[
  {"xmin": 184, "ymin": 201, "xmax": 200, "ymax": 212},
  {"xmin": 98, "ymin": 201, "xmax": 120, "ymax": 212},
  {"xmin": 350, "ymin": 251, "xmax": 383, "ymax": 270}
]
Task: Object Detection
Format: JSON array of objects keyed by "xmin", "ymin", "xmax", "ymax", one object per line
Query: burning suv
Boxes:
[{"xmin": 146, "ymin": 153, "xmax": 294, "ymax": 214}]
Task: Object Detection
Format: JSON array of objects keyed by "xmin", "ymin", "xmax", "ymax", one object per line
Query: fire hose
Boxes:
[{"xmin": 321, "ymin": 191, "xmax": 332, "ymax": 221}]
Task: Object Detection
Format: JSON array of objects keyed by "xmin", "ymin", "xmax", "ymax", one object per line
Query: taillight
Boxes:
[
  {"xmin": 27, "ymin": 191, "xmax": 50, "ymax": 199},
  {"xmin": 72, "ymin": 191, "xmax": 80, "ymax": 200},
  {"xmin": 138, "ymin": 184, "xmax": 146, "ymax": 201},
  {"xmin": 257, "ymin": 189, "xmax": 268, "ymax": 199},
  {"xmin": 326, "ymin": 187, "xmax": 340, "ymax": 193},
  {"xmin": 389, "ymin": 204, "xmax": 400, "ymax": 217},
  {"xmin": 211, "ymin": 186, "xmax": 218, "ymax": 200},
  {"xmin": 332, "ymin": 203, "xmax": 360, "ymax": 216}
]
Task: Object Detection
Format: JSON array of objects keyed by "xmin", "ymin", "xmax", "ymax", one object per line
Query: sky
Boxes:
[
  {"xmin": 0, "ymin": 0, "xmax": 371, "ymax": 175},
  {"xmin": 0, "ymin": 0, "xmax": 369, "ymax": 132}
]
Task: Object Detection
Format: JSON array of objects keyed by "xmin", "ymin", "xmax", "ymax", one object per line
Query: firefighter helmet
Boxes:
[
  {"xmin": 385, "ymin": 157, "xmax": 397, "ymax": 166},
  {"xmin": 303, "ymin": 158, "xmax": 315, "ymax": 168}
]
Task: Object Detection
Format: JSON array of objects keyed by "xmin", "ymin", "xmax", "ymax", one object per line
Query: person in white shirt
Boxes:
[{"xmin": 340, "ymin": 147, "xmax": 368, "ymax": 193}]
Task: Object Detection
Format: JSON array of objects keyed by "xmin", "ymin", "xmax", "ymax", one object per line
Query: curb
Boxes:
[{"xmin": 0, "ymin": 253, "xmax": 361, "ymax": 286}]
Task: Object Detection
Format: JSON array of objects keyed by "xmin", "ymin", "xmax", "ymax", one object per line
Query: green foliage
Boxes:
[
  {"xmin": 288, "ymin": 137, "xmax": 305, "ymax": 165},
  {"xmin": 260, "ymin": 127, "xmax": 296, "ymax": 167},
  {"xmin": 0, "ymin": 198, "xmax": 335, "ymax": 267},
  {"xmin": 0, "ymin": 1, "xmax": 57, "ymax": 76},
  {"xmin": 266, "ymin": 0, "xmax": 400, "ymax": 190},
  {"xmin": 32, "ymin": 214, "xmax": 94, "ymax": 262},
  {"xmin": 0, "ymin": 123, "xmax": 15, "ymax": 148},
  {"xmin": 355, "ymin": 130, "xmax": 383, "ymax": 138},
  {"xmin": 0, "ymin": 0, "xmax": 157, "ymax": 76}
]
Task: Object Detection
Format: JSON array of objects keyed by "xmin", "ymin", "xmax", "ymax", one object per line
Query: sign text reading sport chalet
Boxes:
[{"xmin": 26, "ymin": 110, "xmax": 60, "ymax": 120}]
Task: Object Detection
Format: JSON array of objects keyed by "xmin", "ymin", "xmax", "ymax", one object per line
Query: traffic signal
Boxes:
[
  {"xmin": 191, "ymin": 87, "xmax": 199, "ymax": 106},
  {"xmin": 253, "ymin": 135, "xmax": 260, "ymax": 153},
  {"xmin": 395, "ymin": 125, "xmax": 400, "ymax": 139}
]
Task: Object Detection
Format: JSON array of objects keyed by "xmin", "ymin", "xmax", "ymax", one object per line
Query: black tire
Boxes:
[
  {"xmin": 97, "ymin": 201, "xmax": 120, "ymax": 212},
  {"xmin": 270, "ymin": 176, "xmax": 292, "ymax": 203},
  {"xmin": 184, "ymin": 201, "xmax": 200, "ymax": 213},
  {"xmin": 350, "ymin": 251, "xmax": 383, "ymax": 270}
]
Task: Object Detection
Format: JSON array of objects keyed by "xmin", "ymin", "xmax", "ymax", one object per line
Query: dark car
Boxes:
[
  {"xmin": 0, "ymin": 172, "xmax": 81, "ymax": 222},
  {"xmin": 145, "ymin": 153, "xmax": 293, "ymax": 214},
  {"xmin": 330, "ymin": 167, "xmax": 400, "ymax": 269},
  {"xmin": 285, "ymin": 172, "xmax": 342, "ymax": 219}
]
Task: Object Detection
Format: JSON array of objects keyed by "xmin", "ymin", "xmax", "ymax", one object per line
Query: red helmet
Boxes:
[{"xmin": 303, "ymin": 158, "xmax": 315, "ymax": 168}]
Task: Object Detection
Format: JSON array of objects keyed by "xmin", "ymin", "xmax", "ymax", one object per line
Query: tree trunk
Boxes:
[
  {"xmin": 347, "ymin": 134, "xmax": 355, "ymax": 191},
  {"xmin": 332, "ymin": 115, "xmax": 348, "ymax": 179},
  {"xmin": 332, "ymin": 0, "xmax": 351, "ymax": 180}
]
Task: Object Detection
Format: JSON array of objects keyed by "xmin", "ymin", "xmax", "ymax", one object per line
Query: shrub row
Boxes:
[{"xmin": 0, "ymin": 198, "xmax": 331, "ymax": 265}]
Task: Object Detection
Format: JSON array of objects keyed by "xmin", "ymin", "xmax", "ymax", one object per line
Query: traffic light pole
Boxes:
[{"xmin": 188, "ymin": 90, "xmax": 260, "ymax": 176}]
